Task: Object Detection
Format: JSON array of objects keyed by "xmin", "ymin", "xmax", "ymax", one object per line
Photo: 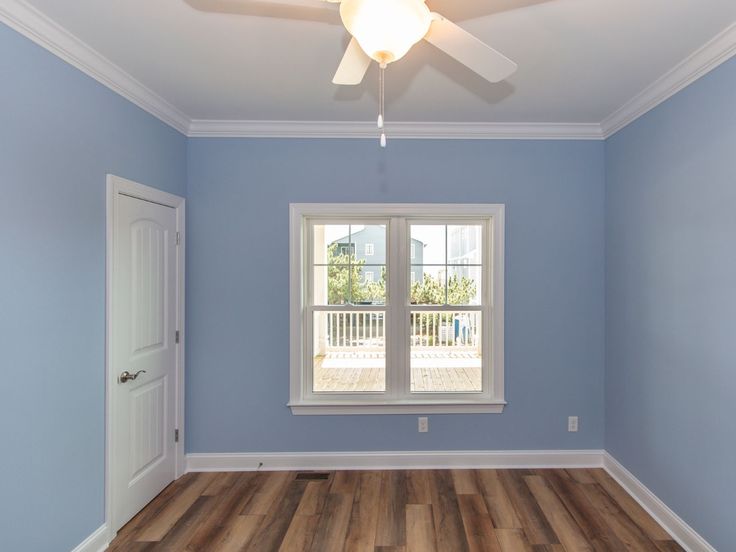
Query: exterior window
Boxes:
[{"xmin": 290, "ymin": 204, "xmax": 505, "ymax": 415}]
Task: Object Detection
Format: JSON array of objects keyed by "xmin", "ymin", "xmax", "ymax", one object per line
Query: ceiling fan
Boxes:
[{"xmin": 188, "ymin": 0, "xmax": 519, "ymax": 145}]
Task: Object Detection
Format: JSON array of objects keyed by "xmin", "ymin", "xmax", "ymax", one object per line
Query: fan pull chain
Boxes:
[{"xmin": 378, "ymin": 63, "xmax": 386, "ymax": 148}]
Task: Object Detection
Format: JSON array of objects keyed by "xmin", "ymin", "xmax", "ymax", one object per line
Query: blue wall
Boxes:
[
  {"xmin": 186, "ymin": 138, "xmax": 606, "ymax": 453},
  {"xmin": 0, "ymin": 24, "xmax": 186, "ymax": 552},
  {"xmin": 605, "ymin": 56, "xmax": 736, "ymax": 550}
]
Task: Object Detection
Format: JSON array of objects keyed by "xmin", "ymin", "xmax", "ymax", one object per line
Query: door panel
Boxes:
[{"xmin": 112, "ymin": 194, "xmax": 178, "ymax": 531}]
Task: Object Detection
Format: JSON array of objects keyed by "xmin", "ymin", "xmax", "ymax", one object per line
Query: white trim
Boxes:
[
  {"xmin": 602, "ymin": 22, "xmax": 736, "ymax": 138},
  {"xmin": 186, "ymin": 450, "xmax": 605, "ymax": 472},
  {"xmin": 0, "ymin": 0, "xmax": 189, "ymax": 134},
  {"xmin": 69, "ymin": 524, "xmax": 109, "ymax": 552},
  {"xmin": 288, "ymin": 402, "xmax": 506, "ymax": 415},
  {"xmin": 105, "ymin": 175, "xmax": 186, "ymax": 537},
  {"xmin": 602, "ymin": 453, "xmax": 718, "ymax": 552},
  {"xmin": 3, "ymin": 0, "xmax": 735, "ymax": 140},
  {"xmin": 187, "ymin": 120, "xmax": 604, "ymax": 140},
  {"xmin": 289, "ymin": 204, "xmax": 505, "ymax": 415}
]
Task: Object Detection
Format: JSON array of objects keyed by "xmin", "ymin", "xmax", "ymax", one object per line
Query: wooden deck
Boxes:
[{"xmin": 314, "ymin": 350, "xmax": 482, "ymax": 393}]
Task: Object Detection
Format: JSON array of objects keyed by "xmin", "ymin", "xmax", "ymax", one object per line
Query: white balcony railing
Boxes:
[{"xmin": 322, "ymin": 311, "xmax": 480, "ymax": 351}]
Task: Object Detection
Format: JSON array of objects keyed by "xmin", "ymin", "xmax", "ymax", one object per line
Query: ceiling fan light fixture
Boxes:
[{"xmin": 339, "ymin": 0, "xmax": 432, "ymax": 65}]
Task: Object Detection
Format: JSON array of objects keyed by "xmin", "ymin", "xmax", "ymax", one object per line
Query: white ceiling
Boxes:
[{"xmin": 17, "ymin": 0, "xmax": 736, "ymax": 125}]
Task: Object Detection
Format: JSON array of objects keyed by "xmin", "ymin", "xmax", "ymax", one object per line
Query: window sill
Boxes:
[{"xmin": 288, "ymin": 401, "xmax": 506, "ymax": 415}]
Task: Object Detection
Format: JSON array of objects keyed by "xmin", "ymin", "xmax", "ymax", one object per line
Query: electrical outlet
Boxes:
[
  {"xmin": 568, "ymin": 416, "xmax": 579, "ymax": 432},
  {"xmin": 418, "ymin": 417, "xmax": 429, "ymax": 433}
]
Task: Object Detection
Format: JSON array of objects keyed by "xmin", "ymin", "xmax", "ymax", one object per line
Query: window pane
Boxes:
[
  {"xmin": 447, "ymin": 266, "xmax": 481, "ymax": 306},
  {"xmin": 410, "ymin": 225, "xmax": 445, "ymax": 265},
  {"xmin": 313, "ymin": 266, "xmax": 352, "ymax": 305},
  {"xmin": 313, "ymin": 311, "xmax": 386, "ymax": 392},
  {"xmin": 448, "ymin": 224, "xmax": 482, "ymax": 265},
  {"xmin": 410, "ymin": 265, "xmax": 446, "ymax": 305},
  {"xmin": 410, "ymin": 311, "xmax": 482, "ymax": 393},
  {"xmin": 313, "ymin": 224, "xmax": 349, "ymax": 264},
  {"xmin": 356, "ymin": 265, "xmax": 386, "ymax": 305},
  {"xmin": 356, "ymin": 225, "xmax": 386, "ymax": 264}
]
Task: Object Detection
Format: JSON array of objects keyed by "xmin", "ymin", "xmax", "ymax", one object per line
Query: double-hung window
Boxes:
[{"xmin": 289, "ymin": 204, "xmax": 505, "ymax": 414}]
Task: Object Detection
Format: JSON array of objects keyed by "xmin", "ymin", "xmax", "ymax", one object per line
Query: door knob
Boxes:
[{"xmin": 119, "ymin": 370, "xmax": 146, "ymax": 383}]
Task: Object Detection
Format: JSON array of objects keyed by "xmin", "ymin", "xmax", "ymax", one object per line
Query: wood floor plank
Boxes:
[
  {"xmin": 246, "ymin": 479, "xmax": 309, "ymax": 551},
  {"xmin": 588, "ymin": 469, "xmax": 672, "ymax": 541},
  {"xmin": 309, "ymin": 492, "xmax": 354, "ymax": 552},
  {"xmin": 406, "ymin": 504, "xmax": 438, "ymax": 552},
  {"xmin": 186, "ymin": 472, "xmax": 260, "ymax": 551},
  {"xmin": 406, "ymin": 470, "xmax": 431, "ymax": 505},
  {"xmin": 279, "ymin": 515, "xmax": 321, "ymax": 552},
  {"xmin": 151, "ymin": 495, "xmax": 214, "ymax": 551},
  {"xmin": 428, "ymin": 469, "xmax": 470, "ymax": 552},
  {"xmin": 108, "ymin": 468, "xmax": 680, "ymax": 552},
  {"xmin": 498, "ymin": 470, "xmax": 560, "ymax": 546},
  {"xmin": 212, "ymin": 515, "xmax": 264, "ymax": 552},
  {"xmin": 453, "ymin": 469, "xmax": 482, "ymax": 495},
  {"xmin": 108, "ymin": 473, "xmax": 198, "ymax": 550},
  {"xmin": 543, "ymin": 469, "xmax": 627, "ymax": 552},
  {"xmin": 375, "ymin": 470, "xmax": 408, "ymax": 547},
  {"xmin": 653, "ymin": 540, "xmax": 687, "ymax": 552},
  {"xmin": 496, "ymin": 528, "xmax": 534, "ymax": 552},
  {"xmin": 525, "ymin": 474, "xmax": 593, "ymax": 552},
  {"xmin": 580, "ymin": 483, "xmax": 660, "ymax": 551},
  {"xmin": 136, "ymin": 472, "xmax": 217, "ymax": 542},
  {"xmin": 295, "ymin": 479, "xmax": 331, "ymax": 516},
  {"xmin": 345, "ymin": 471, "xmax": 383, "ymax": 552},
  {"xmin": 241, "ymin": 471, "xmax": 293, "ymax": 516},
  {"xmin": 203, "ymin": 471, "xmax": 240, "ymax": 496},
  {"xmin": 475, "ymin": 470, "xmax": 522, "ymax": 530},
  {"xmin": 332, "ymin": 470, "xmax": 360, "ymax": 495}
]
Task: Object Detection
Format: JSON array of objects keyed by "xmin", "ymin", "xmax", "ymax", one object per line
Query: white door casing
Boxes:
[{"xmin": 107, "ymin": 175, "xmax": 185, "ymax": 535}]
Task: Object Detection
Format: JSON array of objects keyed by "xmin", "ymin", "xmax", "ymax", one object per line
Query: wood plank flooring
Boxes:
[{"xmin": 108, "ymin": 469, "xmax": 683, "ymax": 552}]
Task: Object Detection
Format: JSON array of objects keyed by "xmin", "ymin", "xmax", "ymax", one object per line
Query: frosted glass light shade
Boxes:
[{"xmin": 340, "ymin": 0, "xmax": 432, "ymax": 64}]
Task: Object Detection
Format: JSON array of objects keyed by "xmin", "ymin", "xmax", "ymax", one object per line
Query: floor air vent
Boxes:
[{"xmin": 295, "ymin": 472, "xmax": 330, "ymax": 480}]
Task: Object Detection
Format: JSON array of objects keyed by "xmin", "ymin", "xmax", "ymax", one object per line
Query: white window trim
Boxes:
[
  {"xmin": 289, "ymin": 203, "xmax": 505, "ymax": 415},
  {"xmin": 364, "ymin": 243, "xmax": 375, "ymax": 256}
]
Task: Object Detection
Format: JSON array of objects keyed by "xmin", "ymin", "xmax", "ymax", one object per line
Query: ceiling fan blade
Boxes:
[
  {"xmin": 424, "ymin": 13, "xmax": 517, "ymax": 83},
  {"xmin": 333, "ymin": 38, "xmax": 372, "ymax": 85},
  {"xmin": 184, "ymin": 0, "xmax": 340, "ymax": 24}
]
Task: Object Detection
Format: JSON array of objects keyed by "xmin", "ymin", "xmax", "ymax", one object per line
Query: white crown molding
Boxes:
[
  {"xmin": 0, "ymin": 0, "xmax": 190, "ymax": 135},
  {"xmin": 602, "ymin": 22, "xmax": 736, "ymax": 138},
  {"xmin": 187, "ymin": 119, "xmax": 604, "ymax": 140},
  {"xmin": 186, "ymin": 449, "xmax": 605, "ymax": 472},
  {"xmin": 2, "ymin": 1, "xmax": 735, "ymax": 140},
  {"xmin": 69, "ymin": 524, "xmax": 109, "ymax": 552},
  {"xmin": 603, "ymin": 453, "xmax": 717, "ymax": 552}
]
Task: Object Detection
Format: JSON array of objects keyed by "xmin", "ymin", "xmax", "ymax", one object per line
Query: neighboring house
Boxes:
[
  {"xmin": 332, "ymin": 227, "xmax": 424, "ymax": 284},
  {"xmin": 448, "ymin": 225, "xmax": 482, "ymax": 278}
]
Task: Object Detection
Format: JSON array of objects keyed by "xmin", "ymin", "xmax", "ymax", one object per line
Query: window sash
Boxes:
[{"xmin": 290, "ymin": 204, "xmax": 505, "ymax": 412}]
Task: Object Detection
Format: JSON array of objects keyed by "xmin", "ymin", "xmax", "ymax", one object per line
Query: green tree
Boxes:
[{"xmin": 327, "ymin": 243, "xmax": 476, "ymax": 306}]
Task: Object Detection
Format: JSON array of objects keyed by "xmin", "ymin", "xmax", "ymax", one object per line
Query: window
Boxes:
[{"xmin": 290, "ymin": 204, "xmax": 505, "ymax": 414}]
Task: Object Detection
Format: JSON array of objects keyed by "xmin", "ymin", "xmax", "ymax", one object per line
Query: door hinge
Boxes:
[
  {"xmin": 176, "ymin": 231, "xmax": 181, "ymax": 245},
  {"xmin": 175, "ymin": 429, "xmax": 179, "ymax": 443},
  {"xmin": 175, "ymin": 330, "xmax": 180, "ymax": 344}
]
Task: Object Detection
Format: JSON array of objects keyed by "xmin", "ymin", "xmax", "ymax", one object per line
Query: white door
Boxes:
[{"xmin": 111, "ymin": 193, "xmax": 178, "ymax": 531}]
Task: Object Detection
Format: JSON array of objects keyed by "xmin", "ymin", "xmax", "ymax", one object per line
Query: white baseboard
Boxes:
[
  {"xmin": 602, "ymin": 453, "xmax": 717, "ymax": 552},
  {"xmin": 70, "ymin": 524, "xmax": 108, "ymax": 552},
  {"xmin": 186, "ymin": 449, "xmax": 605, "ymax": 473}
]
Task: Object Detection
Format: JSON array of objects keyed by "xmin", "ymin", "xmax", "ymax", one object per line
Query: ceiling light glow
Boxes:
[{"xmin": 340, "ymin": 0, "xmax": 432, "ymax": 65}]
